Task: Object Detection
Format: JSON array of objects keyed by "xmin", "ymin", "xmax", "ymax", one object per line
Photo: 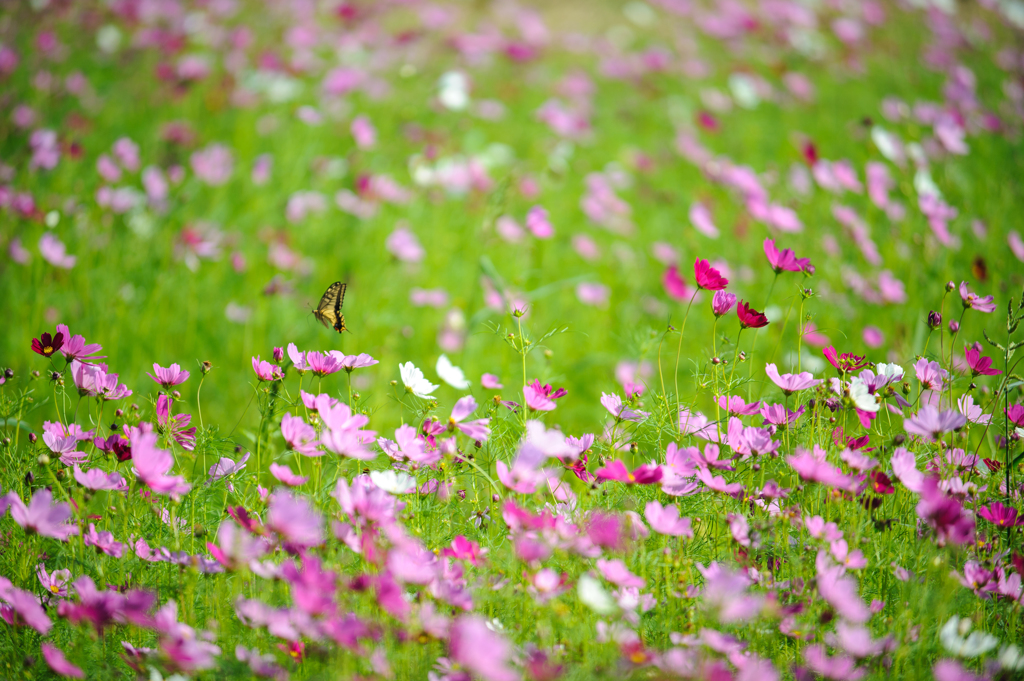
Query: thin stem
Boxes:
[
  {"xmin": 673, "ymin": 290, "xmax": 700, "ymax": 412},
  {"xmin": 196, "ymin": 375, "xmax": 206, "ymax": 429}
]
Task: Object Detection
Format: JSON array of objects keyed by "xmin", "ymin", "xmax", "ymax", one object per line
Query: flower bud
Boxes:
[
  {"xmin": 171, "ymin": 390, "xmax": 181, "ymax": 399},
  {"xmin": 711, "ymin": 357, "xmax": 721, "ymax": 365},
  {"xmin": 28, "ymin": 432, "xmax": 37, "ymax": 443},
  {"xmin": 273, "ymin": 347, "xmax": 284, "ymax": 362},
  {"xmin": 32, "ymin": 370, "xmax": 40, "ymax": 378},
  {"xmin": 945, "ymin": 281, "xmax": 955, "ymax": 292},
  {"xmin": 201, "ymin": 361, "xmax": 212, "ymax": 375},
  {"xmin": 948, "ymin": 320, "xmax": 960, "ymax": 333},
  {"xmin": 115, "ymin": 408, "xmax": 123, "ymax": 417},
  {"xmin": 927, "ymin": 311, "xmax": 942, "ymax": 329},
  {"xmin": 37, "ymin": 454, "xmax": 50, "ymax": 466},
  {"xmin": 3, "ymin": 368, "xmax": 13, "ymax": 379}
]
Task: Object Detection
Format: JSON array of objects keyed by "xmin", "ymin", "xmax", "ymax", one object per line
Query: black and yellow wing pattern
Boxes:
[{"xmin": 313, "ymin": 282, "xmax": 347, "ymax": 333}]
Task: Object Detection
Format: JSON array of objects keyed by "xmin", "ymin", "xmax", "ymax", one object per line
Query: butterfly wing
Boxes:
[{"xmin": 314, "ymin": 282, "xmax": 348, "ymax": 333}]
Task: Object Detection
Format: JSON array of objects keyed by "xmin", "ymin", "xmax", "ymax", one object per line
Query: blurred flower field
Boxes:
[{"xmin": 2, "ymin": 0, "xmax": 1024, "ymax": 679}]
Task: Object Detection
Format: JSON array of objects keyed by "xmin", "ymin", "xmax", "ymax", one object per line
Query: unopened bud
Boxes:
[
  {"xmin": 945, "ymin": 281, "xmax": 955, "ymax": 292},
  {"xmin": 739, "ymin": 352, "xmax": 747, "ymax": 362},
  {"xmin": 492, "ymin": 494, "xmax": 500, "ymax": 502},
  {"xmin": 3, "ymin": 368, "xmax": 13, "ymax": 379},
  {"xmin": 28, "ymin": 433, "xmax": 37, "ymax": 443},
  {"xmin": 115, "ymin": 408, "xmax": 123, "ymax": 417},
  {"xmin": 32, "ymin": 370, "xmax": 40, "ymax": 378},
  {"xmin": 171, "ymin": 390, "xmax": 181, "ymax": 399},
  {"xmin": 273, "ymin": 347, "xmax": 284, "ymax": 362},
  {"xmin": 711, "ymin": 357, "xmax": 721, "ymax": 365},
  {"xmin": 390, "ymin": 380, "xmax": 398, "ymax": 386},
  {"xmin": 37, "ymin": 454, "xmax": 50, "ymax": 466},
  {"xmin": 200, "ymin": 361, "xmax": 212, "ymax": 375},
  {"xmin": 948, "ymin": 320, "xmax": 960, "ymax": 333},
  {"xmin": 927, "ymin": 311, "xmax": 942, "ymax": 329}
]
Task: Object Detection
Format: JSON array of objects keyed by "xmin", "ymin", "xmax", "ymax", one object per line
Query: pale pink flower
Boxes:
[
  {"xmin": 350, "ymin": 115, "xmax": 376, "ymax": 149},
  {"xmin": 190, "ymin": 143, "xmax": 233, "ymax": 186},
  {"xmin": 42, "ymin": 643, "xmax": 83, "ymax": 678},
  {"xmin": 39, "ymin": 232, "xmax": 75, "ymax": 268},
  {"xmin": 270, "ymin": 462, "xmax": 309, "ymax": 487},
  {"xmin": 765, "ymin": 363, "xmax": 821, "ymax": 394},
  {"xmin": 8, "ymin": 488, "xmax": 79, "ymax": 540},
  {"xmin": 526, "ymin": 205, "xmax": 554, "ymax": 238}
]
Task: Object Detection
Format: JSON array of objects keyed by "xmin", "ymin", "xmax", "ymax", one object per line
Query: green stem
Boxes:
[{"xmin": 673, "ymin": 290, "xmax": 700, "ymax": 412}]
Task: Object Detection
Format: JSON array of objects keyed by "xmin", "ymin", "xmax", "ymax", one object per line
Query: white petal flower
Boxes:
[
  {"xmin": 939, "ymin": 616, "xmax": 999, "ymax": 658},
  {"xmin": 578, "ymin": 574, "xmax": 617, "ymax": 615},
  {"xmin": 399, "ymin": 362, "xmax": 439, "ymax": 399},
  {"xmin": 849, "ymin": 377, "xmax": 880, "ymax": 412},
  {"xmin": 369, "ymin": 470, "xmax": 416, "ymax": 495},
  {"xmin": 436, "ymin": 354, "xmax": 470, "ymax": 390},
  {"xmin": 875, "ymin": 362, "xmax": 904, "ymax": 381}
]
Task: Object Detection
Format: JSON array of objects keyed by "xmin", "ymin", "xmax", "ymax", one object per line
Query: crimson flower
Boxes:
[
  {"xmin": 694, "ymin": 258, "xmax": 728, "ymax": 291},
  {"xmin": 963, "ymin": 346, "xmax": 1001, "ymax": 377},
  {"xmin": 978, "ymin": 502, "xmax": 1023, "ymax": 528},
  {"xmin": 31, "ymin": 331, "xmax": 65, "ymax": 358},
  {"xmin": 736, "ymin": 301, "xmax": 769, "ymax": 329},
  {"xmin": 869, "ymin": 471, "xmax": 895, "ymax": 495},
  {"xmin": 823, "ymin": 345, "xmax": 868, "ymax": 373}
]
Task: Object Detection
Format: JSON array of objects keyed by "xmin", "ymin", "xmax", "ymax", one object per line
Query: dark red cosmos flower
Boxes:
[
  {"xmin": 94, "ymin": 435, "xmax": 131, "ymax": 462},
  {"xmin": 694, "ymin": 258, "xmax": 728, "ymax": 291},
  {"xmin": 31, "ymin": 332, "xmax": 64, "ymax": 358},
  {"xmin": 869, "ymin": 471, "xmax": 895, "ymax": 495},
  {"xmin": 736, "ymin": 301, "xmax": 769, "ymax": 329},
  {"xmin": 823, "ymin": 345, "xmax": 868, "ymax": 373}
]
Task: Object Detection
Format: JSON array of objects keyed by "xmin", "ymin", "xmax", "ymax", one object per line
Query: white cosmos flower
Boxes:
[
  {"xmin": 369, "ymin": 470, "xmax": 416, "ymax": 495},
  {"xmin": 399, "ymin": 362, "xmax": 439, "ymax": 399},
  {"xmin": 939, "ymin": 616, "xmax": 999, "ymax": 658},
  {"xmin": 436, "ymin": 354, "xmax": 470, "ymax": 389},
  {"xmin": 849, "ymin": 377, "xmax": 880, "ymax": 412},
  {"xmin": 578, "ymin": 574, "xmax": 617, "ymax": 615},
  {"xmin": 875, "ymin": 362, "xmax": 904, "ymax": 382}
]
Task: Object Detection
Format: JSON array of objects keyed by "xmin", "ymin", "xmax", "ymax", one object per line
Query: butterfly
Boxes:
[{"xmin": 313, "ymin": 282, "xmax": 348, "ymax": 333}]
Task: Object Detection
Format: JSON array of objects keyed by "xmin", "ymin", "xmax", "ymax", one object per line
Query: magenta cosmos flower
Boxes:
[
  {"xmin": 763, "ymin": 238, "xmax": 814, "ymax": 274},
  {"xmin": 694, "ymin": 258, "xmax": 728, "ymax": 290},
  {"xmin": 281, "ymin": 413, "xmax": 320, "ymax": 456},
  {"xmin": 449, "ymin": 615, "xmax": 519, "ymax": 681},
  {"xmin": 523, "ymin": 380, "xmax": 567, "ymax": 411},
  {"xmin": 737, "ymin": 301, "xmax": 769, "ymax": 329},
  {"xmin": 663, "ymin": 265, "xmax": 698, "ymax": 301},
  {"xmin": 765, "ymin": 363, "xmax": 822, "ymax": 394},
  {"xmin": 823, "ymin": 345, "xmax": 868, "ymax": 373},
  {"xmin": 959, "ymin": 282, "xmax": 996, "ymax": 313},
  {"xmin": 41, "ymin": 643, "xmax": 84, "ymax": 678},
  {"xmin": 595, "ymin": 459, "xmax": 663, "ymax": 485},
  {"xmin": 147, "ymin": 363, "xmax": 190, "ymax": 389},
  {"xmin": 962, "ymin": 346, "xmax": 1001, "ymax": 377},
  {"xmin": 132, "ymin": 431, "xmax": 191, "ymax": 499},
  {"xmin": 978, "ymin": 502, "xmax": 1023, "ymax": 528}
]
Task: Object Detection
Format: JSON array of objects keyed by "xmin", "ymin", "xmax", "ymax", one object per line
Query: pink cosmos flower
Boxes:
[
  {"xmin": 449, "ymin": 396, "xmax": 491, "ymax": 442},
  {"xmin": 711, "ymin": 290, "xmax": 736, "ymax": 317},
  {"xmin": 83, "ymin": 523, "xmax": 125, "ymax": 557},
  {"xmin": 597, "ymin": 558, "xmax": 645, "ymax": 588},
  {"xmin": 663, "ymin": 265, "xmax": 699, "ymax": 301},
  {"xmin": 441, "ymin": 536, "xmax": 487, "ymax": 567},
  {"xmin": 526, "ymin": 205, "xmax": 554, "ymax": 238},
  {"xmin": 726, "ymin": 417, "xmax": 780, "ymax": 458},
  {"xmin": 576, "ymin": 282, "xmax": 610, "ymax": 306},
  {"xmin": 132, "ymin": 431, "xmax": 191, "ymax": 499},
  {"xmin": 977, "ymin": 502, "xmax": 1023, "ymax": 528},
  {"xmin": 481, "ymin": 373, "xmax": 503, "ymax": 389},
  {"xmin": 449, "ymin": 615, "xmax": 518, "ymax": 681},
  {"xmin": 0, "ymin": 577, "xmax": 53, "ymax": 634},
  {"xmin": 207, "ymin": 453, "xmax": 249, "ymax": 482},
  {"xmin": 600, "ymin": 393, "xmax": 648, "ymax": 422},
  {"xmin": 765, "ymin": 363, "xmax": 821, "ymax": 394},
  {"xmin": 595, "ymin": 460, "xmax": 663, "ymax": 485},
  {"xmin": 644, "ymin": 501, "xmax": 693, "ymax": 537},
  {"xmin": 190, "ymin": 143, "xmax": 234, "ymax": 185},
  {"xmin": 43, "ymin": 431, "xmax": 87, "ymax": 466},
  {"xmin": 73, "ymin": 465, "xmax": 126, "ymax": 491},
  {"xmin": 760, "ymin": 402, "xmax": 805, "ymax": 427},
  {"xmin": 266, "ymin": 489, "xmax": 323, "ymax": 549},
  {"xmin": 36, "ymin": 564, "xmax": 71, "ymax": 598},
  {"xmin": 913, "ymin": 358, "xmax": 947, "ymax": 392},
  {"xmin": 763, "ymin": 238, "xmax": 813, "ymax": 274},
  {"xmin": 147, "ymin": 363, "xmax": 190, "ymax": 388},
  {"xmin": 962, "ymin": 346, "xmax": 1001, "ymax": 377},
  {"xmin": 270, "ymin": 462, "xmax": 309, "ymax": 487},
  {"xmin": 736, "ymin": 301, "xmax": 769, "ymax": 328},
  {"xmin": 385, "ymin": 226, "xmax": 425, "ymax": 263},
  {"xmin": 787, "ymin": 448, "xmax": 858, "ymax": 492},
  {"xmin": 8, "ymin": 489, "xmax": 78, "ymax": 540},
  {"xmin": 959, "ymin": 282, "xmax": 996, "ymax": 313},
  {"xmin": 56, "ymin": 324, "xmax": 104, "ymax": 363},
  {"xmin": 690, "ymin": 201, "xmax": 719, "ymax": 237},
  {"xmin": 904, "ymin": 405, "xmax": 967, "ymax": 442},
  {"xmin": 207, "ymin": 521, "xmax": 267, "ymax": 571},
  {"xmin": 523, "ymin": 380, "xmax": 566, "ymax": 411},
  {"xmin": 695, "ymin": 467, "xmax": 744, "ymax": 498},
  {"xmin": 694, "ymin": 258, "xmax": 728, "ymax": 290},
  {"xmin": 252, "ymin": 355, "xmax": 283, "ymax": 381},
  {"xmin": 39, "ymin": 232, "xmax": 76, "ymax": 268},
  {"xmin": 320, "ymin": 401, "xmax": 377, "ymax": 460},
  {"xmin": 281, "ymin": 413, "xmax": 320, "ymax": 456},
  {"xmin": 803, "ymin": 644, "xmax": 865, "ymax": 680},
  {"xmin": 350, "ymin": 115, "xmax": 376, "ymax": 149},
  {"xmin": 155, "ymin": 395, "xmax": 196, "ymax": 450},
  {"xmin": 916, "ymin": 477, "xmax": 975, "ymax": 545},
  {"xmin": 715, "ymin": 396, "xmax": 757, "ymax": 418},
  {"xmin": 956, "ymin": 395, "xmax": 990, "ymax": 425}
]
